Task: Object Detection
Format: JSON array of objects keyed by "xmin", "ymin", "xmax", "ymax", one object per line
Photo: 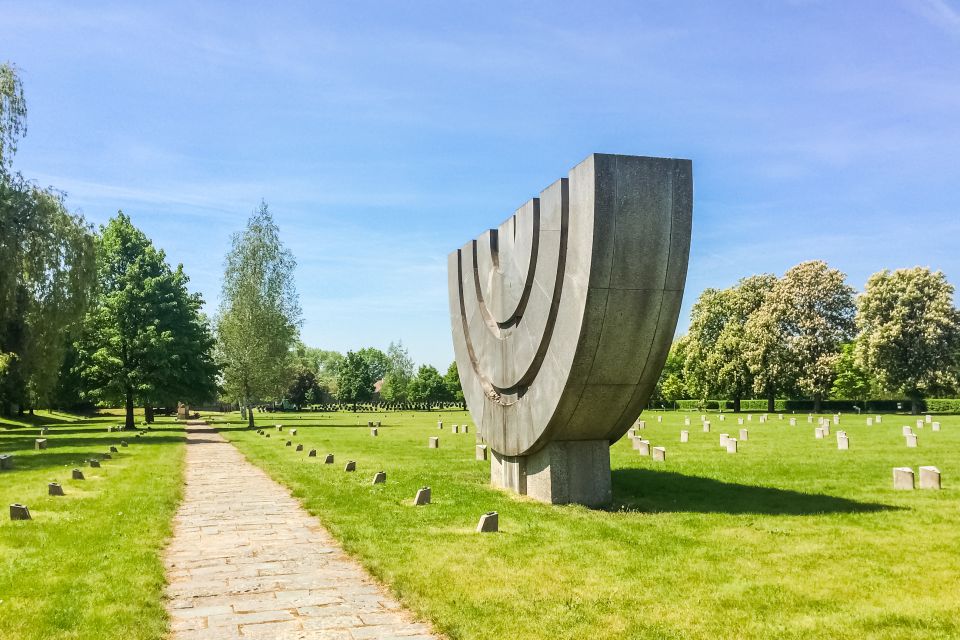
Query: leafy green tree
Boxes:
[
  {"xmin": 285, "ymin": 366, "xmax": 318, "ymax": 409},
  {"xmin": 746, "ymin": 262, "xmax": 855, "ymax": 413},
  {"xmin": 653, "ymin": 336, "xmax": 688, "ymax": 408},
  {"xmin": 856, "ymin": 267, "xmax": 960, "ymax": 413},
  {"xmin": 831, "ymin": 342, "xmax": 874, "ymax": 405},
  {"xmin": 380, "ymin": 341, "xmax": 414, "ymax": 403},
  {"xmin": 408, "ymin": 364, "xmax": 447, "ymax": 409},
  {"xmin": 77, "ymin": 213, "xmax": 215, "ymax": 428},
  {"xmin": 337, "ymin": 350, "xmax": 374, "ymax": 411},
  {"xmin": 686, "ymin": 275, "xmax": 775, "ymax": 412},
  {"xmin": 444, "ymin": 361, "xmax": 464, "ymax": 408},
  {"xmin": 216, "ymin": 202, "xmax": 301, "ymax": 427},
  {"xmin": 357, "ymin": 347, "xmax": 390, "ymax": 382}
]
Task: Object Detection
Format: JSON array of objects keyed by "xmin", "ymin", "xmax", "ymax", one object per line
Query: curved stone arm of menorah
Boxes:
[{"xmin": 448, "ymin": 153, "xmax": 692, "ymax": 505}]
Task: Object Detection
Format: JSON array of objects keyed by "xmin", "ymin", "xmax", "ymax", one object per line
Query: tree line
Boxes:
[{"xmin": 656, "ymin": 260, "xmax": 960, "ymax": 414}]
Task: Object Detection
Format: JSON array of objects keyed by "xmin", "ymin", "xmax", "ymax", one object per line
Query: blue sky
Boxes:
[{"xmin": 3, "ymin": 1, "xmax": 959, "ymax": 369}]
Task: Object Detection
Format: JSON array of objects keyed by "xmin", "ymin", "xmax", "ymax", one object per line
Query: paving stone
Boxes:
[{"xmin": 164, "ymin": 423, "xmax": 438, "ymax": 639}]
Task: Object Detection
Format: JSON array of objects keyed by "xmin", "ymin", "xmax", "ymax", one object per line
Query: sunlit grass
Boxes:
[
  {"xmin": 0, "ymin": 411, "xmax": 185, "ymax": 640},
  {"xmin": 222, "ymin": 409, "xmax": 960, "ymax": 640}
]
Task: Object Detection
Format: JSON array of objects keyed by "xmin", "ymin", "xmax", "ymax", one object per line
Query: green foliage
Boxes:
[
  {"xmin": 685, "ymin": 275, "xmax": 775, "ymax": 406},
  {"xmin": 336, "ymin": 350, "xmax": 374, "ymax": 409},
  {"xmin": 831, "ymin": 342, "xmax": 874, "ymax": 402},
  {"xmin": 408, "ymin": 364, "xmax": 447, "ymax": 408},
  {"xmin": 747, "ymin": 261, "xmax": 856, "ymax": 408},
  {"xmin": 0, "ymin": 178, "xmax": 96, "ymax": 412},
  {"xmin": 357, "ymin": 347, "xmax": 390, "ymax": 382},
  {"xmin": 285, "ymin": 366, "xmax": 319, "ymax": 408},
  {"xmin": 444, "ymin": 361, "xmax": 464, "ymax": 406},
  {"xmin": 380, "ymin": 341, "xmax": 414, "ymax": 403},
  {"xmin": 216, "ymin": 201, "xmax": 301, "ymax": 423},
  {"xmin": 856, "ymin": 267, "xmax": 960, "ymax": 410},
  {"xmin": 75, "ymin": 212, "xmax": 217, "ymax": 427},
  {"xmin": 0, "ymin": 61, "xmax": 27, "ymax": 171}
]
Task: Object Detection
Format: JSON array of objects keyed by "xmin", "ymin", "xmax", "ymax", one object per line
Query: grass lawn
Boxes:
[
  {"xmin": 220, "ymin": 409, "xmax": 960, "ymax": 640},
  {"xmin": 0, "ymin": 410, "xmax": 185, "ymax": 640}
]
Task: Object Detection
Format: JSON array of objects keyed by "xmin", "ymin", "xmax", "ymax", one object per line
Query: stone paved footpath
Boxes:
[{"xmin": 165, "ymin": 422, "xmax": 439, "ymax": 640}]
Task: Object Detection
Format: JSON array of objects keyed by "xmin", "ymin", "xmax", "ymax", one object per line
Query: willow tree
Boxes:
[
  {"xmin": 216, "ymin": 202, "xmax": 301, "ymax": 427},
  {"xmin": 856, "ymin": 267, "xmax": 960, "ymax": 413},
  {"xmin": 0, "ymin": 62, "xmax": 96, "ymax": 414}
]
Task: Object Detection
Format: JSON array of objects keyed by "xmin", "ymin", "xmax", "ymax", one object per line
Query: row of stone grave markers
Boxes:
[
  {"xmin": 640, "ymin": 413, "xmax": 947, "ymax": 491},
  {"xmin": 9, "ymin": 422, "xmax": 142, "ymax": 521},
  {"xmin": 261, "ymin": 422, "xmax": 498, "ymax": 532}
]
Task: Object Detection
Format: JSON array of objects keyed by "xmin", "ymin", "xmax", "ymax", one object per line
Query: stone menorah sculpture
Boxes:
[{"xmin": 448, "ymin": 153, "xmax": 692, "ymax": 506}]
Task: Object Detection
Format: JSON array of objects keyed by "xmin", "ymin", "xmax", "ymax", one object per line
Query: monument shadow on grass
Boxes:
[{"xmin": 611, "ymin": 468, "xmax": 897, "ymax": 515}]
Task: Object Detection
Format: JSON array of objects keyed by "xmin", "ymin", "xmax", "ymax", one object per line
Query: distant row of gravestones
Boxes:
[
  {"xmin": 255, "ymin": 403, "xmax": 466, "ymax": 414},
  {"xmin": 6, "ymin": 424, "xmax": 149, "ymax": 521},
  {"xmin": 627, "ymin": 413, "xmax": 944, "ymax": 490},
  {"xmin": 255, "ymin": 419, "xmax": 497, "ymax": 533}
]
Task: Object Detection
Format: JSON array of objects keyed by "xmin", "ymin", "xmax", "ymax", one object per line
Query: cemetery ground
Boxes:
[
  {"xmin": 1, "ymin": 409, "xmax": 958, "ymax": 639},
  {"xmin": 0, "ymin": 410, "xmax": 184, "ymax": 640},
  {"xmin": 222, "ymin": 410, "xmax": 960, "ymax": 640}
]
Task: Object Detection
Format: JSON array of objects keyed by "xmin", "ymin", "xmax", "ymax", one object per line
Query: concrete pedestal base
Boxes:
[{"xmin": 490, "ymin": 440, "xmax": 611, "ymax": 506}]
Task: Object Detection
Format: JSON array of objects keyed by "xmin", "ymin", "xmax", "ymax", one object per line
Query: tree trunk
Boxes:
[
  {"xmin": 732, "ymin": 395, "xmax": 741, "ymax": 413},
  {"xmin": 767, "ymin": 391, "xmax": 775, "ymax": 413},
  {"xmin": 911, "ymin": 396, "xmax": 921, "ymax": 415},
  {"xmin": 125, "ymin": 388, "xmax": 135, "ymax": 430},
  {"xmin": 246, "ymin": 403, "xmax": 255, "ymax": 428},
  {"xmin": 145, "ymin": 404, "xmax": 154, "ymax": 424},
  {"xmin": 813, "ymin": 392, "xmax": 822, "ymax": 415}
]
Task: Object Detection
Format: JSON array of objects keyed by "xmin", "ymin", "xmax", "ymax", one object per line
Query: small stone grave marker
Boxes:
[
  {"xmin": 344, "ymin": 460, "xmax": 356, "ymax": 472},
  {"xmin": 476, "ymin": 444, "xmax": 488, "ymax": 460},
  {"xmin": 35, "ymin": 438, "xmax": 48, "ymax": 450},
  {"xmin": 438, "ymin": 420, "xmax": 443, "ymax": 430},
  {"xmin": 463, "ymin": 424, "xmax": 469, "ymax": 433},
  {"xmin": 371, "ymin": 428, "xmax": 378, "ymax": 437},
  {"xmin": 719, "ymin": 433, "xmax": 729, "ymax": 447},
  {"xmin": 702, "ymin": 422, "xmax": 711, "ymax": 433},
  {"xmin": 276, "ymin": 424, "xmax": 283, "ymax": 431},
  {"xmin": 0, "ymin": 454, "xmax": 12, "ymax": 470},
  {"xmin": 9, "ymin": 504, "xmax": 31, "ymax": 521},
  {"xmin": 376, "ymin": 421, "xmax": 381, "ymax": 428},
  {"xmin": 719, "ymin": 415, "xmax": 725, "ymax": 422},
  {"xmin": 290, "ymin": 429, "xmax": 297, "ymax": 436},
  {"xmin": 296, "ymin": 444, "xmax": 303, "ymax": 452},
  {"xmin": 747, "ymin": 414, "xmax": 752, "ymax": 422},
  {"xmin": 876, "ymin": 416, "xmax": 882, "ymax": 424},
  {"xmin": 833, "ymin": 416, "xmax": 839, "ymax": 425},
  {"xmin": 637, "ymin": 420, "xmax": 645, "ymax": 429},
  {"xmin": 636, "ymin": 440, "xmax": 650, "ymax": 456},
  {"xmin": 815, "ymin": 427, "xmax": 824, "ymax": 439},
  {"xmin": 789, "ymin": 418, "xmax": 796, "ymax": 426},
  {"xmin": 285, "ymin": 440, "xmax": 292, "ymax": 447},
  {"xmin": 413, "ymin": 487, "xmax": 431, "ymax": 505},
  {"xmin": 893, "ymin": 467, "xmax": 914, "ymax": 490},
  {"xmin": 657, "ymin": 415, "xmax": 662, "ymax": 423},
  {"xmin": 372, "ymin": 471, "xmax": 386, "ymax": 484},
  {"xmin": 906, "ymin": 434, "xmax": 918, "ymax": 448},
  {"xmin": 919, "ymin": 466, "xmax": 941, "ymax": 490},
  {"xmin": 429, "ymin": 436, "xmax": 439, "ymax": 449},
  {"xmin": 72, "ymin": 469, "xmax": 84, "ymax": 480},
  {"xmin": 110, "ymin": 446, "xmax": 118, "ymax": 453},
  {"xmin": 866, "ymin": 418, "xmax": 873, "ymax": 426},
  {"xmin": 324, "ymin": 453, "xmax": 334, "ymax": 464},
  {"xmin": 739, "ymin": 428, "xmax": 748, "ymax": 441},
  {"xmin": 902, "ymin": 425, "xmax": 913, "ymax": 436},
  {"xmin": 453, "ymin": 425, "xmax": 460, "ymax": 433},
  {"xmin": 684, "ymin": 417, "xmax": 690, "ymax": 426},
  {"xmin": 680, "ymin": 430, "xmax": 689, "ymax": 443},
  {"xmin": 837, "ymin": 435, "xmax": 849, "ymax": 450},
  {"xmin": 726, "ymin": 438, "xmax": 738, "ymax": 453},
  {"xmin": 49, "ymin": 482, "xmax": 64, "ymax": 496},
  {"xmin": 925, "ymin": 414, "xmax": 932, "ymax": 424},
  {"xmin": 932, "ymin": 422, "xmax": 941, "ymax": 432},
  {"xmin": 308, "ymin": 449, "xmax": 317, "ymax": 457},
  {"xmin": 737, "ymin": 418, "xmax": 744, "ymax": 425},
  {"xmin": 652, "ymin": 446, "xmax": 666, "ymax": 461},
  {"xmin": 476, "ymin": 512, "xmax": 498, "ymax": 533},
  {"xmin": 89, "ymin": 459, "xmax": 100, "ymax": 468},
  {"xmin": 102, "ymin": 452, "xmax": 112, "ymax": 460},
  {"xmin": 916, "ymin": 419, "xmax": 924, "ymax": 430}
]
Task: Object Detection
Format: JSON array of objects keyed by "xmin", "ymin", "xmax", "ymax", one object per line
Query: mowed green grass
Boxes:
[
  {"xmin": 0, "ymin": 411, "xmax": 185, "ymax": 640},
  {"xmin": 222, "ymin": 409, "xmax": 960, "ymax": 640}
]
